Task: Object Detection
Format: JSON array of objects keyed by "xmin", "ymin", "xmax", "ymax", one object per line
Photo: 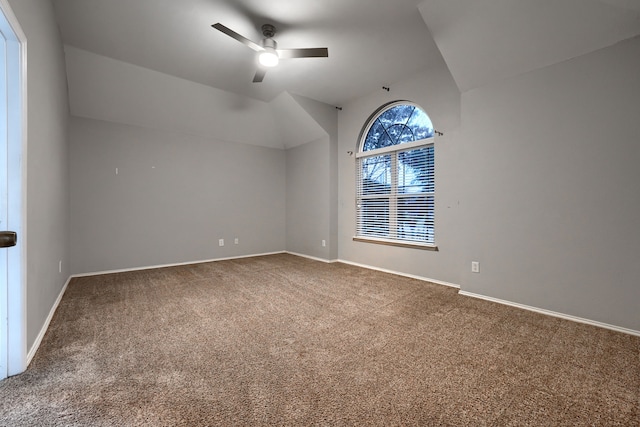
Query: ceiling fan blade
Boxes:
[
  {"xmin": 212, "ymin": 23, "xmax": 262, "ymax": 52},
  {"xmin": 277, "ymin": 47, "xmax": 329, "ymax": 59},
  {"xmin": 253, "ymin": 67, "xmax": 267, "ymax": 83}
]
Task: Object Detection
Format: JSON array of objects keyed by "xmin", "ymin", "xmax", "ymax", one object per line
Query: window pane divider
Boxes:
[{"xmin": 356, "ymin": 137, "xmax": 434, "ymax": 158}]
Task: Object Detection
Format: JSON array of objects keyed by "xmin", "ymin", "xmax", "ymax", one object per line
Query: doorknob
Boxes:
[{"xmin": 0, "ymin": 231, "xmax": 17, "ymax": 248}]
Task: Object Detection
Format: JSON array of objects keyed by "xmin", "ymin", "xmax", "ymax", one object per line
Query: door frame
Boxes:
[{"xmin": 0, "ymin": 0, "xmax": 27, "ymax": 380}]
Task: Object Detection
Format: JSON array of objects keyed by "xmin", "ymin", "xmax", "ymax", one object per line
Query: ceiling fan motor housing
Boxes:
[{"xmin": 262, "ymin": 37, "xmax": 277, "ymax": 50}]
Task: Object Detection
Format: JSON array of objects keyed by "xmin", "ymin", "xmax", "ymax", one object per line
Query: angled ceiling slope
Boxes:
[
  {"xmin": 270, "ymin": 92, "xmax": 328, "ymax": 149},
  {"xmin": 52, "ymin": 0, "xmax": 440, "ymax": 106},
  {"xmin": 419, "ymin": 0, "xmax": 640, "ymax": 92},
  {"xmin": 65, "ymin": 46, "xmax": 334, "ymax": 150}
]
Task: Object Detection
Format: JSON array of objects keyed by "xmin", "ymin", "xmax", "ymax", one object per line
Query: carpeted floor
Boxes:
[{"xmin": 0, "ymin": 253, "xmax": 638, "ymax": 426}]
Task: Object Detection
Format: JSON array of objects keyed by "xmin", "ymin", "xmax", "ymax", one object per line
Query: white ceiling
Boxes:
[{"xmin": 52, "ymin": 0, "xmax": 640, "ymax": 106}]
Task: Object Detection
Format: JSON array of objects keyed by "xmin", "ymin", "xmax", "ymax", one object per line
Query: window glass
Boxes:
[{"xmin": 363, "ymin": 104, "xmax": 433, "ymax": 152}]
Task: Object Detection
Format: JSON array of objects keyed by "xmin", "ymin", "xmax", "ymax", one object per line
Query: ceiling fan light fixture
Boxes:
[
  {"xmin": 258, "ymin": 47, "xmax": 279, "ymax": 67},
  {"xmin": 212, "ymin": 22, "xmax": 328, "ymax": 82}
]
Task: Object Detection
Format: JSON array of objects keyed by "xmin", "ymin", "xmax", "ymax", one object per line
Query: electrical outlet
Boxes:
[
  {"xmin": 322, "ymin": 240, "xmax": 326, "ymax": 247},
  {"xmin": 218, "ymin": 239, "xmax": 224, "ymax": 247},
  {"xmin": 59, "ymin": 260, "xmax": 62, "ymax": 273},
  {"xmin": 471, "ymin": 261, "xmax": 480, "ymax": 273},
  {"xmin": 234, "ymin": 238, "xmax": 239, "ymax": 245}
]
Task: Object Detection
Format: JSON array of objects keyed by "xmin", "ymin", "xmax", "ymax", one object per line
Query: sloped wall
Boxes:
[{"xmin": 64, "ymin": 46, "xmax": 281, "ymax": 149}]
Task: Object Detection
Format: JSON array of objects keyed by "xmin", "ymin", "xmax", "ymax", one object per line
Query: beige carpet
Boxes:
[{"xmin": 0, "ymin": 253, "xmax": 638, "ymax": 426}]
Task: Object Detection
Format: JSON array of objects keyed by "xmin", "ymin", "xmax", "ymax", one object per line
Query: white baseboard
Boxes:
[
  {"xmin": 71, "ymin": 251, "xmax": 287, "ymax": 278},
  {"xmin": 26, "ymin": 275, "xmax": 72, "ymax": 366},
  {"xmin": 336, "ymin": 259, "xmax": 460, "ymax": 289},
  {"xmin": 333, "ymin": 258, "xmax": 639, "ymax": 337},
  {"xmin": 285, "ymin": 251, "xmax": 338, "ymax": 264},
  {"xmin": 459, "ymin": 290, "xmax": 640, "ymax": 337}
]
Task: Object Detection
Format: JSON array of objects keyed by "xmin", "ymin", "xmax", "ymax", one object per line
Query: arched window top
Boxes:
[{"xmin": 361, "ymin": 101, "xmax": 434, "ymax": 152}]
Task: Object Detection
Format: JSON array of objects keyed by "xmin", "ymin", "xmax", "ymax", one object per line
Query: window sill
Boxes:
[{"xmin": 353, "ymin": 236, "xmax": 439, "ymax": 251}]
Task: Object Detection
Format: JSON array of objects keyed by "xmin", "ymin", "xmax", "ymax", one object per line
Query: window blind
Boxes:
[{"xmin": 356, "ymin": 144, "xmax": 434, "ymax": 245}]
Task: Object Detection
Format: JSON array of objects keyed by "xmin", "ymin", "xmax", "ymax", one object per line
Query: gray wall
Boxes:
[
  {"xmin": 458, "ymin": 36, "xmax": 640, "ymax": 330},
  {"xmin": 338, "ymin": 36, "xmax": 640, "ymax": 331},
  {"xmin": 7, "ymin": 0, "xmax": 70, "ymax": 350},
  {"xmin": 291, "ymin": 95, "xmax": 339, "ymax": 261},
  {"xmin": 69, "ymin": 117, "xmax": 286, "ymax": 274},
  {"xmin": 286, "ymin": 137, "xmax": 331, "ymax": 259}
]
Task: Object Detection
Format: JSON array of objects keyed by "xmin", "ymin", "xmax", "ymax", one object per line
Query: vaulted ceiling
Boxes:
[{"xmin": 53, "ymin": 0, "xmax": 640, "ymax": 106}]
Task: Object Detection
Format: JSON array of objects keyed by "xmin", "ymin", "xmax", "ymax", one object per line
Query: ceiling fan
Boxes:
[{"xmin": 212, "ymin": 23, "xmax": 329, "ymax": 83}]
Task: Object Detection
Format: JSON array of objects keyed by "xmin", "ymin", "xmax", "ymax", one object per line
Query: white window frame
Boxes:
[{"xmin": 354, "ymin": 102, "xmax": 437, "ymax": 250}]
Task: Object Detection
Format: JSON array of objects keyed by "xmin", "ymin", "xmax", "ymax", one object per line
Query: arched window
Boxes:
[{"xmin": 355, "ymin": 101, "xmax": 436, "ymax": 247}]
